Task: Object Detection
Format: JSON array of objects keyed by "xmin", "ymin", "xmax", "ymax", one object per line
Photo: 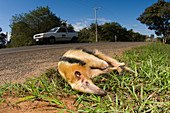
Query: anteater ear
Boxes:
[{"xmin": 74, "ymin": 71, "xmax": 81, "ymax": 78}]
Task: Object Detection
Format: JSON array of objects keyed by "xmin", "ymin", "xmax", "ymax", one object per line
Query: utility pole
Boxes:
[{"xmin": 93, "ymin": 7, "xmax": 102, "ymax": 42}]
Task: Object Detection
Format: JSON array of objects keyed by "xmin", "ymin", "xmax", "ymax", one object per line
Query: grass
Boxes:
[{"xmin": 0, "ymin": 43, "xmax": 169, "ymax": 112}]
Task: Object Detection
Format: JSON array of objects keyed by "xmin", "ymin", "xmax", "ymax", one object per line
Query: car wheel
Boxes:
[
  {"xmin": 49, "ymin": 37, "xmax": 55, "ymax": 44},
  {"xmin": 71, "ymin": 37, "xmax": 78, "ymax": 43}
]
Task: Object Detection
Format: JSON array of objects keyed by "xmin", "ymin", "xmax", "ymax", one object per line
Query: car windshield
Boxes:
[{"xmin": 48, "ymin": 28, "xmax": 58, "ymax": 32}]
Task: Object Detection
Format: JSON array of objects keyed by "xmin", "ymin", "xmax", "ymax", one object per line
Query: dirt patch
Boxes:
[{"xmin": 0, "ymin": 94, "xmax": 78, "ymax": 113}]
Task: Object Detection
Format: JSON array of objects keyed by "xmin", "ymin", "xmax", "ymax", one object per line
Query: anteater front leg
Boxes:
[
  {"xmin": 90, "ymin": 69, "xmax": 108, "ymax": 78},
  {"xmin": 90, "ymin": 67, "xmax": 122, "ymax": 78},
  {"xmin": 90, "ymin": 67, "xmax": 120, "ymax": 78}
]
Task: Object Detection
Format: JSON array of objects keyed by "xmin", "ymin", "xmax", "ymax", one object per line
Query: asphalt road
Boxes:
[
  {"xmin": 0, "ymin": 42, "xmax": 151, "ymax": 84},
  {"xmin": 0, "ymin": 42, "xmax": 123, "ymax": 55},
  {"xmin": 0, "ymin": 43, "xmax": 82, "ymax": 55}
]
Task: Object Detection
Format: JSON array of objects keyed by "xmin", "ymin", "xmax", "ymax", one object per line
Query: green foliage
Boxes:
[
  {"xmin": 78, "ymin": 28, "xmax": 92, "ymax": 42},
  {"xmin": 102, "ymin": 22, "xmax": 121, "ymax": 41},
  {"xmin": 137, "ymin": 0, "xmax": 170, "ymax": 43},
  {"xmin": 167, "ymin": 35, "xmax": 170, "ymax": 44},
  {"xmin": 11, "ymin": 34, "xmax": 33, "ymax": 47},
  {"xmin": 0, "ymin": 43, "xmax": 169, "ymax": 112},
  {"xmin": 67, "ymin": 24, "xmax": 74, "ymax": 30},
  {"xmin": 10, "ymin": 6, "xmax": 62, "ymax": 47},
  {"xmin": 78, "ymin": 22, "xmax": 146, "ymax": 42}
]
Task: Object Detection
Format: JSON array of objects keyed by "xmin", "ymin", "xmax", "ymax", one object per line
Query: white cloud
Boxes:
[
  {"xmin": 73, "ymin": 18, "xmax": 111, "ymax": 31},
  {"xmin": 98, "ymin": 18, "xmax": 111, "ymax": 24},
  {"xmin": 132, "ymin": 27, "xmax": 156, "ymax": 37},
  {"xmin": 73, "ymin": 23, "xmax": 85, "ymax": 31},
  {"xmin": 132, "ymin": 24, "xmax": 137, "ymax": 28},
  {"xmin": 87, "ymin": 18, "xmax": 111, "ymax": 24},
  {"xmin": 72, "ymin": 22, "xmax": 88, "ymax": 31}
]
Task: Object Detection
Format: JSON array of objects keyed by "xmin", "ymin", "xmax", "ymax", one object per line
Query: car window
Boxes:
[
  {"xmin": 57, "ymin": 28, "xmax": 66, "ymax": 32},
  {"xmin": 49, "ymin": 28, "xmax": 58, "ymax": 32}
]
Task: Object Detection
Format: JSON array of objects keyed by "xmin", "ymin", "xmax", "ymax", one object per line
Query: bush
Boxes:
[{"xmin": 11, "ymin": 34, "xmax": 35, "ymax": 47}]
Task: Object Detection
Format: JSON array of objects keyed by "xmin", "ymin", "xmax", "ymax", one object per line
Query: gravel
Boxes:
[{"xmin": 0, "ymin": 42, "xmax": 151, "ymax": 84}]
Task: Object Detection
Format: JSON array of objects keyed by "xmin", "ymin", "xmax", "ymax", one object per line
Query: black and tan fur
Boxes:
[{"xmin": 58, "ymin": 48, "xmax": 135, "ymax": 95}]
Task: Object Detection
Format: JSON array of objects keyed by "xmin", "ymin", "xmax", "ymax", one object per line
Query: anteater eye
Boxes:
[{"xmin": 74, "ymin": 71, "xmax": 81, "ymax": 78}]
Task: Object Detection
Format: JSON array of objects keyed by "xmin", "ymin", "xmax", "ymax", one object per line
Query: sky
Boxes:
[{"xmin": 0, "ymin": 0, "xmax": 167, "ymax": 37}]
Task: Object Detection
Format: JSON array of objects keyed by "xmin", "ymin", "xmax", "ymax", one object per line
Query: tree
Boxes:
[
  {"xmin": 137, "ymin": 0, "xmax": 170, "ymax": 44},
  {"xmin": 78, "ymin": 22, "xmax": 146, "ymax": 42},
  {"xmin": 78, "ymin": 28, "xmax": 91, "ymax": 42},
  {"xmin": 10, "ymin": 6, "xmax": 62, "ymax": 47},
  {"xmin": 102, "ymin": 22, "xmax": 117, "ymax": 41},
  {"xmin": 67, "ymin": 24, "xmax": 74, "ymax": 30}
]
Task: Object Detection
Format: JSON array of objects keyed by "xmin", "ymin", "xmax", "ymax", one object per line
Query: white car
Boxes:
[{"xmin": 33, "ymin": 27, "xmax": 78, "ymax": 44}]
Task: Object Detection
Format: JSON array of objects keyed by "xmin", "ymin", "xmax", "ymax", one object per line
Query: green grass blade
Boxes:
[
  {"xmin": 15, "ymin": 96, "xmax": 35, "ymax": 104},
  {"xmin": 138, "ymin": 89, "xmax": 158, "ymax": 112},
  {"xmin": 0, "ymin": 99, "xmax": 5, "ymax": 105}
]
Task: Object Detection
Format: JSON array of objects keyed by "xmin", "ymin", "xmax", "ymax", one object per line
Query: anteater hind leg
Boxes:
[
  {"xmin": 94, "ymin": 49, "xmax": 125, "ymax": 67},
  {"xmin": 94, "ymin": 50, "xmax": 135, "ymax": 74}
]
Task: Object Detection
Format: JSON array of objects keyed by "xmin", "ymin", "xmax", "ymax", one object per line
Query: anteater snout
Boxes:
[{"xmin": 96, "ymin": 89, "xmax": 107, "ymax": 96}]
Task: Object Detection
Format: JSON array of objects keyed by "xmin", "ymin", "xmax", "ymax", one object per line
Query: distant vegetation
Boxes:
[{"xmin": 78, "ymin": 23, "xmax": 146, "ymax": 42}]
